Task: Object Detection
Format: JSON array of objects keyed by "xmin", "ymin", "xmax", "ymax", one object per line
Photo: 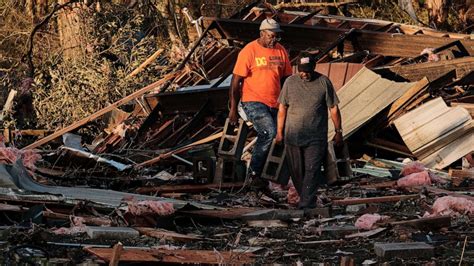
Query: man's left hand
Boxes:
[{"xmin": 333, "ymin": 131, "xmax": 343, "ymax": 147}]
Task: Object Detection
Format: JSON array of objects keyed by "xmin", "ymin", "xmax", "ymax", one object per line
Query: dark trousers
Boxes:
[
  {"xmin": 286, "ymin": 142, "xmax": 327, "ymax": 209},
  {"xmin": 241, "ymin": 101, "xmax": 277, "ymax": 176}
]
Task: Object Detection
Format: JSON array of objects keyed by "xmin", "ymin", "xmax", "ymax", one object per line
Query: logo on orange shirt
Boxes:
[{"xmin": 255, "ymin": 57, "xmax": 267, "ymax": 67}]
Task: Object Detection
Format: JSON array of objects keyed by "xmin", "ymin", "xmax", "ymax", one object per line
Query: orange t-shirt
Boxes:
[{"xmin": 233, "ymin": 40, "xmax": 292, "ymax": 108}]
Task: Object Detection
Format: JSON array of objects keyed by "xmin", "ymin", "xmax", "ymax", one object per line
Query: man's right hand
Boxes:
[
  {"xmin": 275, "ymin": 132, "xmax": 283, "ymax": 144},
  {"xmin": 228, "ymin": 110, "xmax": 239, "ymax": 126}
]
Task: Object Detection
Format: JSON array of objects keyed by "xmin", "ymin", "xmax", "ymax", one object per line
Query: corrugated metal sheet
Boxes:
[
  {"xmin": 394, "ymin": 97, "xmax": 474, "ymax": 169},
  {"xmin": 328, "ymin": 67, "xmax": 415, "ymax": 140}
]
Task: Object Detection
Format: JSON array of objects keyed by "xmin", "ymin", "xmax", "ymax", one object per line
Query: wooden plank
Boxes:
[
  {"xmin": 135, "ymin": 227, "xmax": 203, "ymax": 242},
  {"xmin": 296, "ymin": 239, "xmax": 345, "ymax": 246},
  {"xmin": 135, "ymin": 131, "xmax": 223, "ymax": 168},
  {"xmin": 332, "ymin": 194, "xmax": 419, "ymax": 206},
  {"xmin": 415, "ymin": 120, "xmax": 473, "ymax": 159},
  {"xmin": 376, "ymin": 56, "xmax": 474, "ymax": 82},
  {"xmin": 247, "ymin": 220, "xmax": 288, "ymax": 228},
  {"xmin": 23, "ymin": 72, "xmax": 177, "ymax": 150},
  {"xmin": 109, "ymin": 242, "xmax": 123, "ymax": 266},
  {"xmin": 449, "ymin": 169, "xmax": 474, "ymax": 178},
  {"xmin": 0, "ymin": 90, "xmax": 17, "ymax": 121},
  {"xmin": 84, "ymin": 247, "xmax": 255, "ymax": 264},
  {"xmin": 421, "ymin": 131, "xmax": 474, "ymax": 169},
  {"xmin": 127, "ymin": 49, "xmax": 164, "ymax": 77},
  {"xmin": 387, "ymin": 78, "xmax": 429, "ymax": 118},
  {"xmin": 394, "ymin": 97, "xmax": 448, "ymax": 138},
  {"xmin": 451, "ymin": 102, "xmax": 474, "ymax": 117},
  {"xmin": 403, "ymin": 107, "xmax": 470, "ymax": 152}
]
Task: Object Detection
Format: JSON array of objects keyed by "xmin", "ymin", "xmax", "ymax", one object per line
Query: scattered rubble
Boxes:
[{"xmin": 0, "ymin": 1, "xmax": 473, "ymax": 265}]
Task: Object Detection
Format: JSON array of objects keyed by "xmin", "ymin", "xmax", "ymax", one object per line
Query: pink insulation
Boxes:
[
  {"xmin": 401, "ymin": 161, "xmax": 425, "ymax": 176},
  {"xmin": 355, "ymin": 213, "xmax": 390, "ymax": 230},
  {"xmin": 428, "ymin": 196, "xmax": 474, "ymax": 216},
  {"xmin": 287, "ymin": 183, "xmax": 300, "ymax": 206},
  {"xmin": 397, "ymin": 171, "xmax": 432, "ymax": 187},
  {"xmin": 0, "ymin": 146, "xmax": 41, "ymax": 170},
  {"xmin": 127, "ymin": 200, "xmax": 175, "ymax": 216},
  {"xmin": 53, "ymin": 216, "xmax": 86, "ymax": 235}
]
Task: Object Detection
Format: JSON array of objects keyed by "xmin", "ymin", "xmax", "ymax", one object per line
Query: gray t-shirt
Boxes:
[{"xmin": 278, "ymin": 73, "xmax": 339, "ymax": 146}]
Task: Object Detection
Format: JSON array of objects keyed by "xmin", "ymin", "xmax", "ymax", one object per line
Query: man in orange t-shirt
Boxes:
[{"xmin": 229, "ymin": 18, "xmax": 292, "ymax": 191}]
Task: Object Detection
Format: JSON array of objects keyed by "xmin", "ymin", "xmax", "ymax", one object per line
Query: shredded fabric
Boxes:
[
  {"xmin": 426, "ymin": 196, "xmax": 474, "ymax": 217},
  {"xmin": 355, "ymin": 213, "xmax": 390, "ymax": 230},
  {"xmin": 126, "ymin": 200, "xmax": 175, "ymax": 216},
  {"xmin": 401, "ymin": 161, "xmax": 426, "ymax": 176},
  {"xmin": 397, "ymin": 170, "xmax": 432, "ymax": 187}
]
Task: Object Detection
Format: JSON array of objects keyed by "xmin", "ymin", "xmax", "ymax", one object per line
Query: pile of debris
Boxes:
[{"xmin": 0, "ymin": 2, "xmax": 472, "ymax": 264}]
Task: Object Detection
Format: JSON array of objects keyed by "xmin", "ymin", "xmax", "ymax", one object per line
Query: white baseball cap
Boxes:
[{"xmin": 259, "ymin": 18, "xmax": 283, "ymax": 33}]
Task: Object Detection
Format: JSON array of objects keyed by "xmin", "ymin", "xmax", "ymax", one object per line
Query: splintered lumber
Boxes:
[
  {"xmin": 23, "ymin": 72, "xmax": 177, "ymax": 150},
  {"xmin": 386, "ymin": 77, "xmax": 429, "ymax": 122},
  {"xmin": 376, "ymin": 56, "xmax": 474, "ymax": 82},
  {"xmin": 135, "ymin": 131, "xmax": 223, "ymax": 168},
  {"xmin": 0, "ymin": 89, "xmax": 17, "ymax": 121},
  {"xmin": 449, "ymin": 169, "xmax": 474, "ymax": 178},
  {"xmin": 84, "ymin": 247, "xmax": 255, "ymax": 264},
  {"xmin": 296, "ymin": 239, "xmax": 345, "ymax": 246},
  {"xmin": 109, "ymin": 242, "xmax": 123, "ymax": 266},
  {"xmin": 247, "ymin": 220, "xmax": 288, "ymax": 228},
  {"xmin": 450, "ymin": 102, "xmax": 474, "ymax": 118},
  {"xmin": 127, "ymin": 49, "xmax": 164, "ymax": 78},
  {"xmin": 135, "ymin": 227, "xmax": 203, "ymax": 242},
  {"xmin": 332, "ymin": 194, "xmax": 419, "ymax": 205}
]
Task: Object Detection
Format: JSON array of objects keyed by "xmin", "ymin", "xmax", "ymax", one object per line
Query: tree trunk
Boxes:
[
  {"xmin": 57, "ymin": 0, "xmax": 91, "ymax": 61},
  {"xmin": 156, "ymin": 0, "xmax": 186, "ymax": 62}
]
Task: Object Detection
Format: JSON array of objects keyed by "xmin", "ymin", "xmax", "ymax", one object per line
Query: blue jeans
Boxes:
[{"xmin": 241, "ymin": 101, "xmax": 278, "ymax": 176}]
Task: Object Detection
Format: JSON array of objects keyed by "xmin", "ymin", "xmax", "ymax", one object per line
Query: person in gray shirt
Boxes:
[{"xmin": 276, "ymin": 53, "xmax": 342, "ymax": 209}]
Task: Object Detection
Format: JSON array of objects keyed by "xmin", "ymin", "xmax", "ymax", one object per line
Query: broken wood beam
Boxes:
[
  {"xmin": 135, "ymin": 182, "xmax": 244, "ymax": 194},
  {"xmin": 109, "ymin": 242, "xmax": 123, "ymax": 266},
  {"xmin": 135, "ymin": 131, "xmax": 223, "ymax": 168},
  {"xmin": 84, "ymin": 247, "xmax": 255, "ymax": 264},
  {"xmin": 332, "ymin": 194, "xmax": 419, "ymax": 206},
  {"xmin": 135, "ymin": 227, "xmax": 203, "ymax": 242},
  {"xmin": 127, "ymin": 49, "xmax": 164, "ymax": 78},
  {"xmin": 23, "ymin": 72, "xmax": 177, "ymax": 150},
  {"xmin": 449, "ymin": 169, "xmax": 474, "ymax": 178}
]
